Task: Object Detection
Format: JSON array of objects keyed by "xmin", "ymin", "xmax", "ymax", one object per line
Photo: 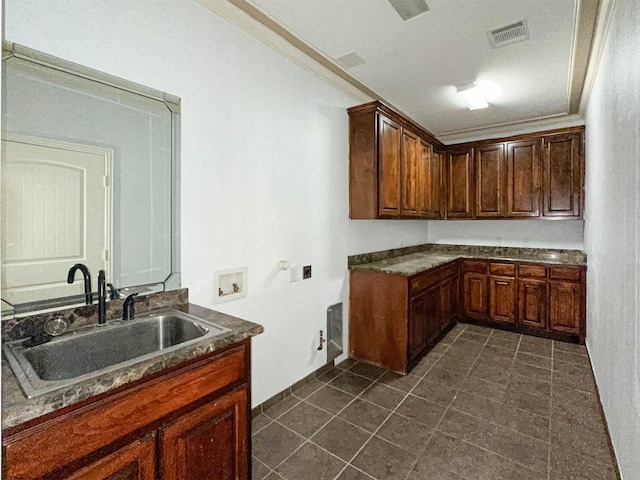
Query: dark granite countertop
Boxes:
[
  {"xmin": 2, "ymin": 303, "xmax": 263, "ymax": 429},
  {"xmin": 349, "ymin": 244, "xmax": 587, "ymax": 276}
]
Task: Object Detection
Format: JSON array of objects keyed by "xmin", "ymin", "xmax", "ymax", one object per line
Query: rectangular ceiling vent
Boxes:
[
  {"xmin": 335, "ymin": 51, "xmax": 367, "ymax": 69},
  {"xmin": 488, "ymin": 19, "xmax": 530, "ymax": 48},
  {"xmin": 388, "ymin": 0, "xmax": 430, "ymax": 21}
]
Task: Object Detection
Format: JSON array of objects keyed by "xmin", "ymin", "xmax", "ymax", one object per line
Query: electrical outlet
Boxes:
[
  {"xmin": 303, "ymin": 265, "xmax": 312, "ymax": 279},
  {"xmin": 289, "ymin": 266, "xmax": 298, "ymax": 282}
]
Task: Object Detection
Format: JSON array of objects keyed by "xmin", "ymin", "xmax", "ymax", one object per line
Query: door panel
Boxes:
[
  {"xmin": 378, "ymin": 115, "xmax": 401, "ymax": 217},
  {"xmin": 507, "ymin": 139, "xmax": 541, "ymax": 217},
  {"xmin": 543, "ymin": 133, "xmax": 582, "ymax": 217},
  {"xmin": 518, "ymin": 279, "xmax": 547, "ymax": 329},
  {"xmin": 549, "ymin": 281, "xmax": 581, "ymax": 333},
  {"xmin": 475, "ymin": 144, "xmax": 506, "ymax": 217},
  {"xmin": 447, "ymin": 149, "xmax": 473, "ymax": 218},
  {"xmin": 409, "ymin": 293, "xmax": 427, "ymax": 360},
  {"xmin": 489, "ymin": 276, "xmax": 515, "ymax": 323},
  {"xmin": 401, "ymin": 129, "xmax": 419, "ymax": 216},
  {"xmin": 463, "ymin": 273, "xmax": 488, "ymax": 320}
]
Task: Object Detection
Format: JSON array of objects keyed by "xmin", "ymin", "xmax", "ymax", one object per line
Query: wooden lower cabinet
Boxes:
[
  {"xmin": 518, "ymin": 278, "xmax": 547, "ymax": 328},
  {"xmin": 350, "ymin": 261, "xmax": 458, "ymax": 374},
  {"xmin": 463, "ymin": 272, "xmax": 488, "ymax": 320},
  {"xmin": 489, "ymin": 276, "xmax": 516, "ymax": 323},
  {"xmin": 67, "ymin": 436, "xmax": 156, "ymax": 480},
  {"xmin": 160, "ymin": 388, "xmax": 248, "ymax": 480},
  {"xmin": 3, "ymin": 343, "xmax": 251, "ymax": 480},
  {"xmin": 549, "ymin": 280, "xmax": 582, "ymax": 334}
]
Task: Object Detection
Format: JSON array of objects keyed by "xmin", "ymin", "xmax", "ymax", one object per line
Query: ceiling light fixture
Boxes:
[{"xmin": 457, "ymin": 83, "xmax": 489, "ymax": 110}]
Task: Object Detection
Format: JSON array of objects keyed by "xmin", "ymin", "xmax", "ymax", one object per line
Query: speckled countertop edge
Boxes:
[
  {"xmin": 349, "ymin": 244, "xmax": 587, "ymax": 276},
  {"xmin": 2, "ymin": 303, "xmax": 263, "ymax": 429}
]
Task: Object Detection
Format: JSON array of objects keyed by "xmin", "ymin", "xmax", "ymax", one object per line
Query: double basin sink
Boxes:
[{"xmin": 3, "ymin": 308, "xmax": 231, "ymax": 398}]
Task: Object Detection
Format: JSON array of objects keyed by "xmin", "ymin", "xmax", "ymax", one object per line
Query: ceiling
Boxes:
[{"xmin": 200, "ymin": 0, "xmax": 600, "ymax": 142}]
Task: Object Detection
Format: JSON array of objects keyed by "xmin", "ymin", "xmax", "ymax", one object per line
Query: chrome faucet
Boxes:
[
  {"xmin": 97, "ymin": 270, "xmax": 107, "ymax": 324},
  {"xmin": 67, "ymin": 264, "xmax": 92, "ymax": 305}
]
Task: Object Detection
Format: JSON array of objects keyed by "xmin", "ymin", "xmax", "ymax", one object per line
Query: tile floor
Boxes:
[{"xmin": 251, "ymin": 323, "xmax": 619, "ymax": 480}]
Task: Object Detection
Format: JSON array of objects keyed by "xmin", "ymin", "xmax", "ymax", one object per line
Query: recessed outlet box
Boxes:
[
  {"xmin": 303, "ymin": 265, "xmax": 312, "ymax": 279},
  {"xmin": 289, "ymin": 266, "xmax": 298, "ymax": 282}
]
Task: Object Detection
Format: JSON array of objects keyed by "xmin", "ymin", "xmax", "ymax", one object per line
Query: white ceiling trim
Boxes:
[
  {"xmin": 578, "ymin": 0, "xmax": 617, "ymax": 115},
  {"xmin": 566, "ymin": 0, "xmax": 582, "ymax": 114}
]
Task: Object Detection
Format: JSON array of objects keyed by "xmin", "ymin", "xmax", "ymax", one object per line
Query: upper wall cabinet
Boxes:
[
  {"xmin": 348, "ymin": 101, "xmax": 584, "ymax": 221},
  {"xmin": 349, "ymin": 102, "xmax": 444, "ymax": 220}
]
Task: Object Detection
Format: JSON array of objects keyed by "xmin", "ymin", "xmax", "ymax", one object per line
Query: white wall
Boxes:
[
  {"xmin": 583, "ymin": 1, "xmax": 640, "ymax": 478},
  {"xmin": 3, "ymin": 0, "xmax": 431, "ymax": 406},
  {"xmin": 427, "ymin": 220, "xmax": 584, "ymax": 249}
]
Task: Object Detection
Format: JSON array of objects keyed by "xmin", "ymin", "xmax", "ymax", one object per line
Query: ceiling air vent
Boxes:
[
  {"xmin": 335, "ymin": 51, "xmax": 367, "ymax": 69},
  {"xmin": 388, "ymin": 0, "xmax": 430, "ymax": 21},
  {"xmin": 487, "ymin": 19, "xmax": 530, "ymax": 48}
]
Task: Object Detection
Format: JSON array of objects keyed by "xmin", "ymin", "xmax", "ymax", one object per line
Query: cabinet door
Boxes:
[
  {"xmin": 542, "ymin": 133, "xmax": 582, "ymax": 218},
  {"xmin": 409, "ymin": 293, "xmax": 427, "ymax": 360},
  {"xmin": 378, "ymin": 115, "xmax": 402, "ymax": 217},
  {"xmin": 431, "ymin": 150, "xmax": 444, "ymax": 218},
  {"xmin": 401, "ymin": 129, "xmax": 419, "ymax": 216},
  {"xmin": 489, "ymin": 276, "xmax": 515, "ymax": 323},
  {"xmin": 160, "ymin": 388, "xmax": 249, "ymax": 480},
  {"xmin": 67, "ymin": 436, "xmax": 155, "ymax": 480},
  {"xmin": 439, "ymin": 276, "xmax": 458, "ymax": 330},
  {"xmin": 549, "ymin": 281, "xmax": 581, "ymax": 333},
  {"xmin": 507, "ymin": 139, "xmax": 541, "ymax": 217},
  {"xmin": 424, "ymin": 285, "xmax": 441, "ymax": 345},
  {"xmin": 475, "ymin": 144, "xmax": 506, "ymax": 217},
  {"xmin": 447, "ymin": 149, "xmax": 474, "ymax": 218},
  {"xmin": 518, "ymin": 279, "xmax": 547, "ymax": 329},
  {"xmin": 463, "ymin": 272, "xmax": 488, "ymax": 320},
  {"xmin": 417, "ymin": 142, "xmax": 443, "ymax": 218}
]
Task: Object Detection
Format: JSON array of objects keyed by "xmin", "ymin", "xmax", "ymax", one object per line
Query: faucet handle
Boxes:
[{"xmin": 123, "ymin": 293, "xmax": 139, "ymax": 321}]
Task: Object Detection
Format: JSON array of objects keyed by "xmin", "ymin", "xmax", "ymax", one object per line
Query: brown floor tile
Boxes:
[
  {"xmin": 483, "ymin": 343, "xmax": 518, "ymax": 359},
  {"xmin": 252, "ymin": 456, "xmax": 272, "ymax": 480},
  {"xmin": 475, "ymin": 350, "xmax": 516, "ymax": 370},
  {"xmin": 494, "ymin": 404, "xmax": 550, "ymax": 441},
  {"xmin": 458, "ymin": 330, "xmax": 489, "ymax": 344},
  {"xmin": 306, "ymin": 385, "xmax": 355, "ymax": 414},
  {"xmin": 459, "ymin": 376, "xmax": 507, "ymax": 402},
  {"xmin": 553, "ymin": 349, "xmax": 591, "ymax": 366},
  {"xmin": 291, "ymin": 379, "xmax": 324, "ymax": 399},
  {"xmin": 423, "ymin": 366, "xmax": 466, "ymax": 389},
  {"xmin": 486, "ymin": 334, "xmax": 520, "ymax": 350},
  {"xmin": 510, "ymin": 361, "xmax": 552, "ymax": 382},
  {"xmin": 264, "ymin": 472, "xmax": 285, "ymax": 480},
  {"xmin": 252, "ymin": 422, "xmax": 306, "ymax": 469},
  {"xmin": 277, "ymin": 401, "xmax": 332, "ymax": 438},
  {"xmin": 263, "ymin": 395, "xmax": 301, "ymax": 420},
  {"xmin": 338, "ymin": 399, "xmax": 391, "ymax": 433},
  {"xmin": 550, "ymin": 444, "xmax": 617, "ymax": 480},
  {"xmin": 552, "ymin": 360, "xmax": 596, "ymax": 393},
  {"xmin": 439, "ymin": 329, "xmax": 462, "ymax": 345},
  {"xmin": 449, "ymin": 337, "xmax": 486, "ymax": 355},
  {"xmin": 336, "ymin": 466, "xmax": 376, "ymax": 480},
  {"xmin": 503, "ymin": 388, "xmax": 550, "ymax": 418},
  {"xmin": 336, "ymin": 358, "xmax": 359, "ymax": 370},
  {"xmin": 506, "ymin": 372, "xmax": 551, "ymax": 398},
  {"xmin": 551, "ymin": 384, "xmax": 604, "ymax": 433},
  {"xmin": 449, "ymin": 390, "xmax": 500, "ymax": 421},
  {"xmin": 360, "ymin": 382, "xmax": 407, "ymax": 410},
  {"xmin": 317, "ymin": 367, "xmax": 343, "ymax": 383},
  {"xmin": 348, "ymin": 362, "xmax": 388, "ymax": 380},
  {"xmin": 489, "ymin": 329, "xmax": 521, "ymax": 340},
  {"xmin": 437, "ymin": 409, "xmax": 549, "ymax": 473},
  {"xmin": 409, "ymin": 354, "xmax": 440, "ymax": 377},
  {"xmin": 518, "ymin": 335, "xmax": 553, "ymax": 357},
  {"xmin": 411, "ymin": 378, "xmax": 458, "ymax": 406},
  {"xmin": 551, "ymin": 418, "xmax": 615, "ymax": 466},
  {"xmin": 376, "ymin": 413, "xmax": 433, "ymax": 454},
  {"xmin": 276, "ymin": 442, "xmax": 346, "ymax": 480},
  {"xmin": 434, "ymin": 353, "xmax": 475, "ymax": 375},
  {"xmin": 395, "ymin": 394, "xmax": 446, "ymax": 428},
  {"xmin": 469, "ymin": 362, "xmax": 512, "ymax": 385},
  {"xmin": 377, "ymin": 371, "xmax": 421, "ymax": 392},
  {"xmin": 330, "ymin": 371, "xmax": 374, "ymax": 396},
  {"xmin": 515, "ymin": 351, "xmax": 552, "ymax": 370},
  {"xmin": 416, "ymin": 432, "xmax": 547, "ymax": 480},
  {"xmin": 553, "ymin": 340, "xmax": 588, "ymax": 356},
  {"xmin": 311, "ymin": 417, "xmax": 370, "ymax": 462},
  {"xmin": 351, "ymin": 436, "xmax": 417, "ymax": 480},
  {"xmin": 461, "ymin": 324, "xmax": 493, "ymax": 336},
  {"xmin": 253, "ymin": 414, "xmax": 273, "ymax": 435},
  {"xmin": 428, "ymin": 342, "xmax": 450, "ymax": 355}
]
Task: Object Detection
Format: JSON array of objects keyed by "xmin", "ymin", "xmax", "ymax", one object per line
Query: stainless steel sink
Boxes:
[{"xmin": 3, "ymin": 308, "xmax": 231, "ymax": 398}]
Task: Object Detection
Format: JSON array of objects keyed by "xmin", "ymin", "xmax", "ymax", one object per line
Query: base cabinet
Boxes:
[
  {"xmin": 489, "ymin": 276, "xmax": 516, "ymax": 324},
  {"xmin": 3, "ymin": 343, "xmax": 251, "ymax": 480},
  {"xmin": 549, "ymin": 280, "xmax": 582, "ymax": 334}
]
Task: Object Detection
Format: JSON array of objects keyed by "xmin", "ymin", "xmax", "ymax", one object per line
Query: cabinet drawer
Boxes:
[
  {"xmin": 463, "ymin": 260, "xmax": 488, "ymax": 274},
  {"xmin": 410, "ymin": 261, "xmax": 457, "ymax": 293},
  {"xmin": 518, "ymin": 264, "xmax": 547, "ymax": 278},
  {"xmin": 549, "ymin": 266, "xmax": 581, "ymax": 281},
  {"xmin": 490, "ymin": 262, "xmax": 515, "ymax": 276},
  {"xmin": 4, "ymin": 345, "xmax": 247, "ymax": 480}
]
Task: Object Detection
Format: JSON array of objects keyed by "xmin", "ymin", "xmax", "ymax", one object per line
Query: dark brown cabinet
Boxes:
[
  {"xmin": 66, "ymin": 437, "xmax": 156, "ymax": 480},
  {"xmin": 3, "ymin": 344, "xmax": 251, "ymax": 480},
  {"xmin": 350, "ymin": 261, "xmax": 458, "ymax": 374},
  {"xmin": 463, "ymin": 273, "xmax": 488, "ymax": 320},
  {"xmin": 489, "ymin": 276, "xmax": 516, "ymax": 323},
  {"xmin": 160, "ymin": 388, "xmax": 248, "ymax": 480},
  {"xmin": 548, "ymin": 265, "xmax": 584, "ymax": 335},
  {"xmin": 378, "ymin": 114, "xmax": 402, "ymax": 217},
  {"xmin": 475, "ymin": 144, "xmax": 506, "ymax": 217},
  {"xmin": 417, "ymin": 143, "xmax": 444, "ymax": 218},
  {"xmin": 447, "ymin": 149, "xmax": 474, "ymax": 218},
  {"xmin": 543, "ymin": 132, "xmax": 583, "ymax": 218},
  {"xmin": 507, "ymin": 139, "xmax": 542, "ymax": 217},
  {"xmin": 401, "ymin": 128, "xmax": 420, "ymax": 216},
  {"xmin": 518, "ymin": 278, "xmax": 547, "ymax": 329}
]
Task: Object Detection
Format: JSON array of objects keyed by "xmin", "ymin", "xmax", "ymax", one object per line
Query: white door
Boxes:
[{"xmin": 1, "ymin": 136, "xmax": 112, "ymax": 305}]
